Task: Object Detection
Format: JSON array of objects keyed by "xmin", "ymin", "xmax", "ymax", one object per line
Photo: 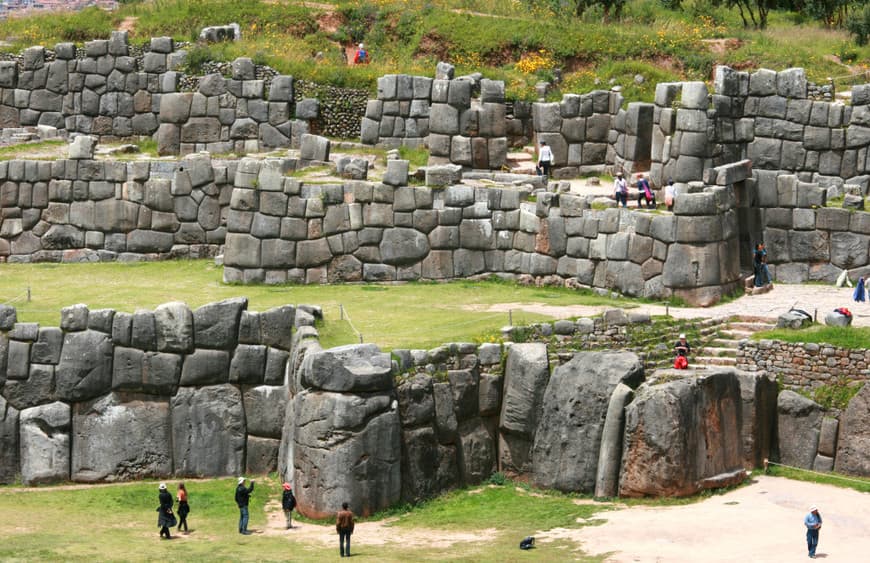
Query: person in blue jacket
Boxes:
[{"xmin": 804, "ymin": 505, "xmax": 822, "ymax": 558}]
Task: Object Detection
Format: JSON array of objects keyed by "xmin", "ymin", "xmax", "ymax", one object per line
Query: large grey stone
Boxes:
[
  {"xmin": 499, "ymin": 343, "xmax": 549, "ymax": 473},
  {"xmin": 776, "ymin": 390, "xmax": 823, "ymax": 470},
  {"xmin": 834, "ymin": 384, "xmax": 870, "ymax": 476},
  {"xmin": 396, "ymin": 373, "xmax": 435, "ymax": 428},
  {"xmin": 171, "ymin": 384, "xmax": 246, "ymax": 476},
  {"xmin": 457, "ymin": 418, "xmax": 496, "ymax": 485},
  {"xmin": 738, "ymin": 372, "xmax": 778, "ymax": 470},
  {"xmin": 153, "ymin": 301, "xmax": 194, "ymax": 354},
  {"xmin": 179, "ymin": 349, "xmax": 229, "ymax": 386},
  {"xmin": 292, "ymin": 389, "xmax": 400, "ymax": 518},
  {"xmin": 55, "ymin": 330, "xmax": 113, "ymax": 402},
  {"xmin": 71, "ymin": 393, "xmax": 172, "ymax": 482},
  {"xmin": 619, "ymin": 369, "xmax": 746, "ymax": 497},
  {"xmin": 111, "ymin": 348, "xmax": 181, "ymax": 394},
  {"xmin": 244, "ymin": 385, "xmax": 286, "ymax": 439},
  {"xmin": 193, "ymin": 298, "xmax": 247, "ymax": 350},
  {"xmin": 0, "ymin": 396, "xmax": 19, "ymax": 483},
  {"xmin": 532, "ymin": 351, "xmax": 644, "ymax": 493},
  {"xmin": 20, "ymin": 401, "xmax": 70, "ymax": 485},
  {"xmin": 380, "ymin": 228, "xmax": 429, "ymax": 265},
  {"xmin": 302, "ymin": 344, "xmax": 393, "ymax": 392}
]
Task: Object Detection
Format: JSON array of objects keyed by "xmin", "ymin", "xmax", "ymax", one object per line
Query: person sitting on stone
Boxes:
[{"xmin": 673, "ymin": 333, "xmax": 690, "ymax": 369}]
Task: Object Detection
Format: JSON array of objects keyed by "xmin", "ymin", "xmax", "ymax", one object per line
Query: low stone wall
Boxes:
[
  {"xmin": 736, "ymin": 339, "xmax": 870, "ymax": 391},
  {"xmin": 0, "ymin": 153, "xmax": 234, "ymax": 262},
  {"xmin": 0, "ymin": 298, "xmax": 299, "ymax": 484}
]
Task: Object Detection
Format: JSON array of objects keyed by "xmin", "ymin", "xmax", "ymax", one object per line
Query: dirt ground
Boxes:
[
  {"xmin": 473, "ymin": 282, "xmax": 870, "ymax": 327},
  {"xmin": 553, "ymin": 475, "xmax": 870, "ymax": 562}
]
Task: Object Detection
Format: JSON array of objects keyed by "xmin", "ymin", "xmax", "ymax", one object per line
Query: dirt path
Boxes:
[
  {"xmin": 555, "ymin": 475, "xmax": 870, "ymax": 562},
  {"xmin": 471, "ymin": 283, "xmax": 870, "ymax": 327},
  {"xmin": 117, "ymin": 17, "xmax": 138, "ymax": 34}
]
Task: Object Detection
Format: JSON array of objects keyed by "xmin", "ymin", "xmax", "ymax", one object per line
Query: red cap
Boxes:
[{"xmin": 283, "ymin": 483, "xmax": 292, "ymax": 491}]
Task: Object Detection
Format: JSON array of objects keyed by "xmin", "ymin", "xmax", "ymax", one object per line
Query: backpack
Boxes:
[
  {"xmin": 519, "ymin": 536, "xmax": 535, "ymax": 550},
  {"xmin": 674, "ymin": 355, "xmax": 688, "ymax": 369}
]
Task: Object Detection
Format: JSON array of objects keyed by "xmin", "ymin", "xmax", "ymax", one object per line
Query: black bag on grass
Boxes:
[{"xmin": 519, "ymin": 536, "xmax": 535, "ymax": 550}]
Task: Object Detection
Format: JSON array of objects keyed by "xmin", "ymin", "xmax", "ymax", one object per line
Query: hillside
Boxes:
[{"xmin": 0, "ymin": 0, "xmax": 868, "ymax": 102}]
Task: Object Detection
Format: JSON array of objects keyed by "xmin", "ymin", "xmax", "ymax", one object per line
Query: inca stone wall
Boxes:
[
  {"xmin": 0, "ymin": 298, "xmax": 299, "ymax": 485},
  {"xmin": 737, "ymin": 340, "xmax": 870, "ymax": 392},
  {"xmin": 0, "ymin": 152, "xmax": 234, "ymax": 262},
  {"xmin": 0, "ymin": 32, "xmax": 324, "ymax": 156},
  {"xmin": 221, "ymin": 156, "xmax": 749, "ymax": 305}
]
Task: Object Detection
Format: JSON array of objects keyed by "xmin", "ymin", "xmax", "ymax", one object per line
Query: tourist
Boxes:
[
  {"xmin": 537, "ymin": 140, "xmax": 553, "ymax": 179},
  {"xmin": 754, "ymin": 242, "xmax": 773, "ymax": 288},
  {"xmin": 853, "ymin": 276, "xmax": 866, "ymax": 302},
  {"xmin": 353, "ymin": 43, "xmax": 369, "ymax": 65},
  {"xmin": 613, "ymin": 172, "xmax": 628, "ymax": 208},
  {"xmin": 281, "ymin": 483, "xmax": 297, "ymax": 529},
  {"xmin": 157, "ymin": 483, "xmax": 175, "ymax": 540},
  {"xmin": 804, "ymin": 505, "xmax": 822, "ymax": 558},
  {"xmin": 235, "ymin": 477, "xmax": 255, "ymax": 535},
  {"xmin": 336, "ymin": 502, "xmax": 355, "ymax": 557},
  {"xmin": 636, "ymin": 173, "xmax": 656, "ymax": 209},
  {"xmin": 664, "ymin": 178, "xmax": 676, "ymax": 211},
  {"xmin": 176, "ymin": 482, "xmax": 190, "ymax": 533},
  {"xmin": 673, "ymin": 333, "xmax": 690, "ymax": 369}
]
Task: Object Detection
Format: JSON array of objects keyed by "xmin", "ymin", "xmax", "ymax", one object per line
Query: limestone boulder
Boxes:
[
  {"xmin": 302, "ymin": 344, "xmax": 393, "ymax": 393},
  {"xmin": 55, "ymin": 330, "xmax": 113, "ymax": 402},
  {"xmin": 246, "ymin": 436, "xmax": 280, "ymax": 475},
  {"xmin": 834, "ymin": 383, "xmax": 870, "ymax": 476},
  {"xmin": 401, "ymin": 426, "xmax": 444, "ymax": 503},
  {"xmin": 20, "ymin": 401, "xmax": 70, "ymax": 485},
  {"xmin": 499, "ymin": 343, "xmax": 549, "ymax": 473},
  {"xmin": 776, "ymin": 390, "xmax": 823, "ymax": 470},
  {"xmin": 738, "ymin": 372, "xmax": 778, "ymax": 469},
  {"xmin": 380, "ymin": 228, "xmax": 429, "ymax": 266},
  {"xmin": 171, "ymin": 384, "xmax": 246, "ymax": 476},
  {"xmin": 0, "ymin": 396, "xmax": 19, "ymax": 484},
  {"xmin": 532, "ymin": 351, "xmax": 644, "ymax": 493},
  {"xmin": 292, "ymin": 389, "xmax": 401, "ymax": 518},
  {"xmin": 619, "ymin": 369, "xmax": 746, "ymax": 497},
  {"xmin": 457, "ymin": 418, "xmax": 496, "ymax": 485},
  {"xmin": 193, "ymin": 297, "xmax": 247, "ymax": 350},
  {"xmin": 71, "ymin": 393, "xmax": 172, "ymax": 482},
  {"xmin": 154, "ymin": 301, "xmax": 194, "ymax": 353},
  {"xmin": 396, "ymin": 373, "xmax": 435, "ymax": 428},
  {"xmin": 243, "ymin": 385, "xmax": 286, "ymax": 439}
]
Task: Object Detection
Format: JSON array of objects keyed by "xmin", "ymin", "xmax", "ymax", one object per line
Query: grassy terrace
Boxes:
[
  {"xmin": 0, "ymin": 260, "xmax": 627, "ymax": 351},
  {"xmin": 0, "ymin": 0, "xmax": 865, "ymax": 102}
]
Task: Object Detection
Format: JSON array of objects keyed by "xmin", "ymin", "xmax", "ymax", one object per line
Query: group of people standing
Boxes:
[
  {"xmin": 612, "ymin": 171, "xmax": 673, "ymax": 210},
  {"xmin": 155, "ymin": 479, "xmax": 356, "ymax": 557}
]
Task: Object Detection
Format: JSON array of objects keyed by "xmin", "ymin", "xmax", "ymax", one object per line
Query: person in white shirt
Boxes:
[
  {"xmin": 665, "ymin": 178, "xmax": 676, "ymax": 211},
  {"xmin": 613, "ymin": 172, "xmax": 628, "ymax": 207},
  {"xmin": 537, "ymin": 141, "xmax": 553, "ymax": 178}
]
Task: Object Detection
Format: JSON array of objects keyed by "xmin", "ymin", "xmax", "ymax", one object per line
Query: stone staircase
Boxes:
[
  {"xmin": 641, "ymin": 315, "xmax": 776, "ymax": 371},
  {"xmin": 693, "ymin": 316, "xmax": 777, "ymax": 368}
]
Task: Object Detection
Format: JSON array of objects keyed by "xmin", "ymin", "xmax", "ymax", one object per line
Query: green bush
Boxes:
[{"xmin": 487, "ymin": 472, "xmax": 507, "ymax": 486}]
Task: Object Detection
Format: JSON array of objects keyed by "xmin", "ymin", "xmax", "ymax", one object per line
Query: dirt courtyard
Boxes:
[{"xmin": 555, "ymin": 475, "xmax": 870, "ymax": 562}]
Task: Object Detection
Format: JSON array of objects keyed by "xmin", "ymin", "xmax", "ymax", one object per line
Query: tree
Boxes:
[{"xmin": 726, "ymin": 0, "xmax": 773, "ymax": 29}]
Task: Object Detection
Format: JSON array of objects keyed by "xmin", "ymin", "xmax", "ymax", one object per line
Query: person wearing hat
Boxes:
[
  {"xmin": 156, "ymin": 483, "xmax": 175, "ymax": 540},
  {"xmin": 281, "ymin": 483, "xmax": 297, "ymax": 529},
  {"xmin": 673, "ymin": 333, "xmax": 690, "ymax": 369},
  {"xmin": 804, "ymin": 505, "xmax": 822, "ymax": 558},
  {"xmin": 537, "ymin": 140, "xmax": 553, "ymax": 180},
  {"xmin": 354, "ymin": 43, "xmax": 369, "ymax": 64},
  {"xmin": 613, "ymin": 172, "xmax": 628, "ymax": 208},
  {"xmin": 235, "ymin": 477, "xmax": 255, "ymax": 535}
]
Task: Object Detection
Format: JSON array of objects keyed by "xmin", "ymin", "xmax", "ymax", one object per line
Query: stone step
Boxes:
[
  {"xmin": 726, "ymin": 321, "xmax": 776, "ymax": 332},
  {"xmin": 721, "ymin": 329, "xmax": 758, "ymax": 340},
  {"xmin": 711, "ymin": 338, "xmax": 743, "ymax": 347},
  {"xmin": 695, "ymin": 356, "xmax": 738, "ymax": 366},
  {"xmin": 699, "ymin": 346, "xmax": 738, "ymax": 357},
  {"xmin": 507, "ymin": 151, "xmax": 534, "ymax": 162}
]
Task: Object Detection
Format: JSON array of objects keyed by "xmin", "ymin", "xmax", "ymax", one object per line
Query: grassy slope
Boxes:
[
  {"xmin": 0, "ymin": 260, "xmax": 623, "ymax": 350},
  {"xmin": 0, "ymin": 0, "xmax": 863, "ymax": 101},
  {"xmin": 0, "ymin": 477, "xmax": 607, "ymax": 562}
]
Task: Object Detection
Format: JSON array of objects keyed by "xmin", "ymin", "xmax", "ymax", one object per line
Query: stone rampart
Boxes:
[
  {"xmin": 0, "ymin": 298, "xmax": 298, "ymax": 484},
  {"xmin": 0, "ymin": 153, "xmax": 234, "ymax": 262}
]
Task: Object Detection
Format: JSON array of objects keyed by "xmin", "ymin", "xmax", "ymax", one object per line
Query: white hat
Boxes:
[
  {"xmin": 810, "ymin": 505, "xmax": 818, "ymax": 511},
  {"xmin": 159, "ymin": 483, "xmax": 167, "ymax": 490},
  {"xmin": 238, "ymin": 477, "xmax": 245, "ymax": 485},
  {"xmin": 359, "ymin": 43, "xmax": 364, "ymax": 49},
  {"xmin": 679, "ymin": 333, "xmax": 686, "ymax": 339}
]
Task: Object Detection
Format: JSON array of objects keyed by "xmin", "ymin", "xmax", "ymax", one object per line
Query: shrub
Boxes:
[{"xmin": 487, "ymin": 472, "xmax": 507, "ymax": 486}]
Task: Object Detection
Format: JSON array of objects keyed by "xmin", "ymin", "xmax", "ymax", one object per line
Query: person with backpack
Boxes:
[
  {"xmin": 281, "ymin": 483, "xmax": 297, "ymax": 529},
  {"xmin": 673, "ymin": 333, "xmax": 690, "ymax": 369},
  {"xmin": 636, "ymin": 173, "xmax": 656, "ymax": 209},
  {"xmin": 235, "ymin": 477, "xmax": 255, "ymax": 535},
  {"xmin": 353, "ymin": 43, "xmax": 369, "ymax": 64}
]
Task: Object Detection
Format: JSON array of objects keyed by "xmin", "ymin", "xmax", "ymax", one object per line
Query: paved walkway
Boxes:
[{"xmin": 483, "ymin": 283, "xmax": 870, "ymax": 327}]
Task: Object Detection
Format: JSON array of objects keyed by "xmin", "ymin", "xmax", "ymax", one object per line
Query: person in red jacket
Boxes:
[{"xmin": 353, "ymin": 43, "xmax": 369, "ymax": 64}]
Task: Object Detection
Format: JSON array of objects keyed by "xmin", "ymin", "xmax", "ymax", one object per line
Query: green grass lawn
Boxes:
[
  {"xmin": 0, "ymin": 476, "xmax": 608, "ymax": 562},
  {"xmin": 765, "ymin": 465, "xmax": 870, "ymax": 494},
  {"xmin": 752, "ymin": 324, "xmax": 870, "ymax": 349},
  {"xmin": 0, "ymin": 260, "xmax": 624, "ymax": 351}
]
